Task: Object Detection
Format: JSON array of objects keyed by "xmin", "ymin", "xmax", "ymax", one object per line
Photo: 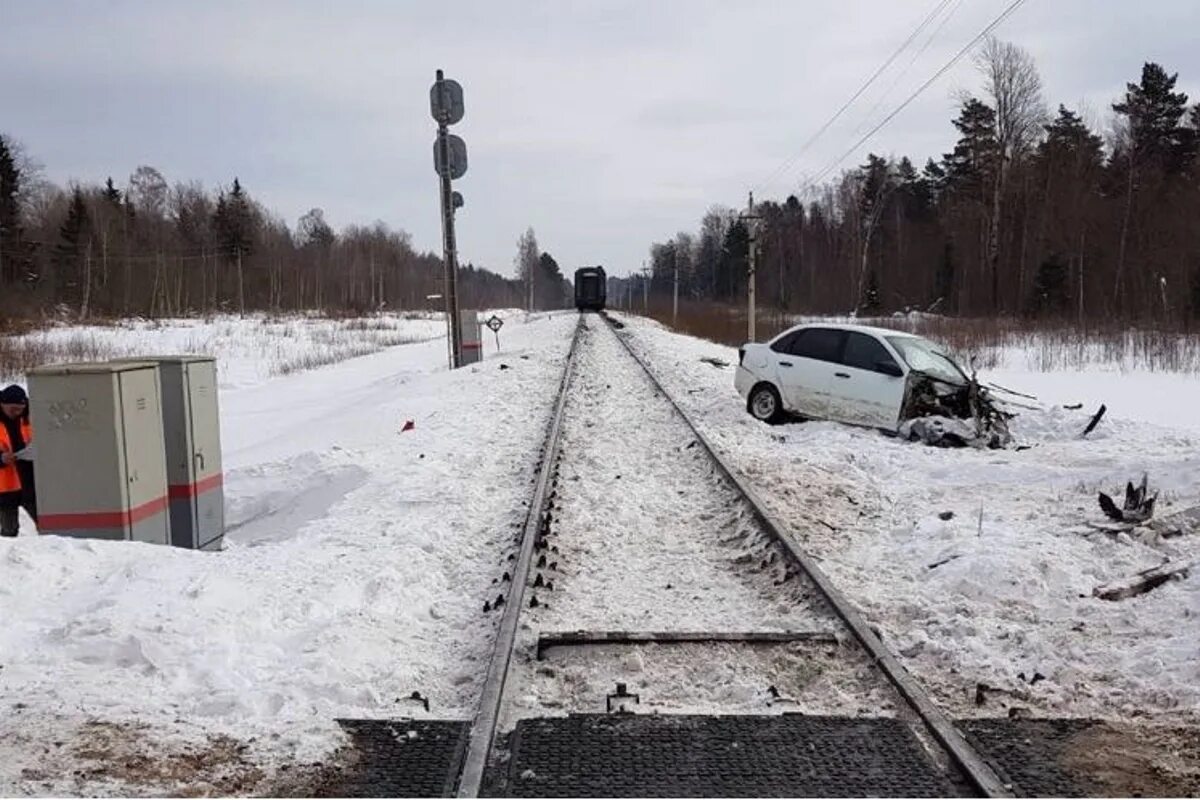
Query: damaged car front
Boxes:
[{"xmin": 889, "ymin": 335, "xmax": 1012, "ymax": 449}]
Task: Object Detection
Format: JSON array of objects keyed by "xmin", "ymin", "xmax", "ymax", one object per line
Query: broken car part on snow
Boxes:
[
  {"xmin": 897, "ymin": 369, "xmax": 1014, "ymax": 449},
  {"xmin": 899, "ymin": 372, "xmax": 1107, "ymax": 449},
  {"xmin": 1099, "ymin": 473, "xmax": 1158, "ymax": 524}
]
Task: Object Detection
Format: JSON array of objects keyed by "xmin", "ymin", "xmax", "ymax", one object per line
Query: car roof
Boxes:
[{"xmin": 772, "ymin": 322, "xmax": 920, "ymax": 340}]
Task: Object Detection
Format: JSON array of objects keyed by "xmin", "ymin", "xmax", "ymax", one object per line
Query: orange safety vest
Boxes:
[{"xmin": 0, "ymin": 416, "xmax": 32, "ymax": 494}]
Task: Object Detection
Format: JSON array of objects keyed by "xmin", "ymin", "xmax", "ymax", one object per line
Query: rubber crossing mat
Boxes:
[
  {"xmin": 959, "ymin": 717, "xmax": 1200, "ymax": 797},
  {"xmin": 489, "ymin": 714, "xmax": 965, "ymax": 797},
  {"xmin": 315, "ymin": 719, "xmax": 469, "ymax": 797}
]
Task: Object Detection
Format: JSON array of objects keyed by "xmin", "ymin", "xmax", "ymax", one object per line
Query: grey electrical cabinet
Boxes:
[
  {"xmin": 459, "ymin": 309, "xmax": 483, "ymax": 365},
  {"xmin": 113, "ymin": 356, "xmax": 224, "ymax": 550},
  {"xmin": 27, "ymin": 362, "xmax": 170, "ymax": 544}
]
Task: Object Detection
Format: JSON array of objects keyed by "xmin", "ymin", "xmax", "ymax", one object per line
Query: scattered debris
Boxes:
[
  {"xmin": 974, "ymin": 682, "xmax": 1028, "ymax": 707},
  {"xmin": 1081, "ymin": 404, "xmax": 1107, "ymax": 437},
  {"xmin": 926, "ymin": 554, "xmax": 964, "ymax": 573},
  {"xmin": 1094, "ymin": 560, "xmax": 1193, "ymax": 601},
  {"xmin": 1099, "ymin": 473, "xmax": 1157, "ymax": 523},
  {"xmin": 899, "ymin": 415, "xmax": 980, "ymax": 448},
  {"xmin": 765, "ymin": 684, "xmax": 798, "ymax": 706},
  {"xmin": 700, "ymin": 356, "xmax": 729, "ymax": 368},
  {"xmin": 402, "ymin": 691, "xmax": 430, "ymax": 712}
]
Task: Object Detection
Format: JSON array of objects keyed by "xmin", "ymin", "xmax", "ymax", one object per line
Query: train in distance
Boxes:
[{"xmin": 574, "ymin": 266, "xmax": 607, "ymax": 311}]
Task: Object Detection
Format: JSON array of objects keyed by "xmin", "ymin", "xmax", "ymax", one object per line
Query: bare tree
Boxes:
[
  {"xmin": 128, "ymin": 165, "xmax": 168, "ymax": 218},
  {"xmin": 514, "ymin": 227, "xmax": 539, "ymax": 311},
  {"xmin": 976, "ymin": 37, "xmax": 1046, "ymax": 310}
]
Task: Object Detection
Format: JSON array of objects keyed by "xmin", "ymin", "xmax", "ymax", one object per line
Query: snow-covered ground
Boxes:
[
  {"xmin": 0, "ymin": 312, "xmax": 450, "ymax": 389},
  {"xmin": 613, "ymin": 313, "xmax": 1200, "ymax": 723},
  {"xmin": 3, "ymin": 306, "xmax": 1197, "ymax": 794},
  {"xmin": 0, "ymin": 311, "xmax": 576, "ymax": 796}
]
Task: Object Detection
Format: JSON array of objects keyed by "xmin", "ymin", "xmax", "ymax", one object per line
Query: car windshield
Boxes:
[{"xmin": 885, "ymin": 336, "xmax": 967, "ymax": 385}]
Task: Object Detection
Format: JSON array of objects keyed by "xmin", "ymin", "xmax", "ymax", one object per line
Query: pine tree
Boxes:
[
  {"xmin": 537, "ymin": 251, "xmax": 566, "ymax": 308},
  {"xmin": 1112, "ymin": 62, "xmax": 1193, "ymax": 174},
  {"xmin": 103, "ymin": 177, "xmax": 121, "ymax": 204},
  {"xmin": 921, "ymin": 158, "xmax": 947, "ymax": 203},
  {"xmin": 943, "ymin": 99, "xmax": 999, "ymax": 197},
  {"xmin": 0, "ymin": 135, "xmax": 32, "ymax": 288},
  {"xmin": 1030, "ymin": 254, "xmax": 1069, "ymax": 316},
  {"xmin": 1039, "ymin": 106, "xmax": 1103, "ymax": 167},
  {"xmin": 55, "ymin": 186, "xmax": 91, "ymax": 309},
  {"xmin": 219, "ymin": 178, "xmax": 254, "ymax": 257},
  {"xmin": 716, "ymin": 220, "xmax": 749, "ymax": 302}
]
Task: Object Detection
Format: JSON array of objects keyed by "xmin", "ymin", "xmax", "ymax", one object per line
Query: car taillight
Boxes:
[{"xmin": 738, "ymin": 347, "xmax": 745, "ymax": 365}]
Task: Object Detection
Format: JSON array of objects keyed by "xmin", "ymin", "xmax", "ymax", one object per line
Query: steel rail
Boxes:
[
  {"xmin": 455, "ymin": 314, "xmax": 585, "ymax": 798},
  {"xmin": 600, "ymin": 312, "xmax": 1012, "ymax": 798}
]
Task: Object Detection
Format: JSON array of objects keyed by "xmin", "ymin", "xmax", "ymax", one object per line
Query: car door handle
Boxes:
[
  {"xmin": 834, "ymin": 372, "xmax": 850, "ymax": 379},
  {"xmin": 779, "ymin": 360, "xmax": 793, "ymax": 367}
]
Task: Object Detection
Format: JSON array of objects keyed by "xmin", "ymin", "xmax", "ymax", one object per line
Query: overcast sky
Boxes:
[{"xmin": 2, "ymin": 0, "xmax": 1197, "ymax": 277}]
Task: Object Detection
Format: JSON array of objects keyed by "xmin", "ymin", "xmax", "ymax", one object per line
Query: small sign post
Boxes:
[{"xmin": 485, "ymin": 314, "xmax": 504, "ymax": 351}]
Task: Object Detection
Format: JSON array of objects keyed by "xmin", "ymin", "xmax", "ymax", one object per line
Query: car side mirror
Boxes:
[{"xmin": 875, "ymin": 360, "xmax": 903, "ymax": 378}]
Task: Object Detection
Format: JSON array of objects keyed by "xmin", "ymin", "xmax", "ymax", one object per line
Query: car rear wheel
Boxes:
[{"xmin": 748, "ymin": 384, "xmax": 784, "ymax": 424}]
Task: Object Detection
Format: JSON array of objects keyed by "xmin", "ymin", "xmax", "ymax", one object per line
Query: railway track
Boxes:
[
  {"xmin": 322, "ymin": 311, "xmax": 1024, "ymax": 797},
  {"xmin": 450, "ymin": 312, "xmax": 1012, "ymax": 797}
]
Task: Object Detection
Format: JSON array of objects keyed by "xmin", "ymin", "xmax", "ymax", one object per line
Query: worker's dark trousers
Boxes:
[
  {"xmin": 0, "ymin": 482, "xmax": 37, "ymax": 537},
  {"xmin": 0, "ymin": 505, "xmax": 17, "ymax": 537}
]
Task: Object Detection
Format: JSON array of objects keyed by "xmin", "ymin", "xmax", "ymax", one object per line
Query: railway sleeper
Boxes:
[{"xmin": 534, "ymin": 629, "xmax": 841, "ymax": 660}]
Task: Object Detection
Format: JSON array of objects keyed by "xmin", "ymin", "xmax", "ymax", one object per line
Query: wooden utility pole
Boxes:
[
  {"xmin": 672, "ymin": 249, "xmax": 679, "ymax": 326},
  {"xmin": 741, "ymin": 192, "xmax": 761, "ymax": 341},
  {"xmin": 236, "ymin": 247, "xmax": 245, "ymax": 317}
]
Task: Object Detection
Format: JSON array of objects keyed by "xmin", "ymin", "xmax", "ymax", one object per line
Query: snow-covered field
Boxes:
[
  {"xmin": 0, "ymin": 311, "xmax": 576, "ymax": 795},
  {"xmin": 0, "ymin": 312, "xmax": 448, "ymax": 389},
  {"xmin": 615, "ymin": 313, "xmax": 1200, "ymax": 723}
]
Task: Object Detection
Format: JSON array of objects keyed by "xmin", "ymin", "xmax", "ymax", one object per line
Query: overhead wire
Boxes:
[
  {"xmin": 753, "ymin": 0, "xmax": 956, "ymax": 195},
  {"xmin": 799, "ymin": 0, "xmax": 1029, "ymax": 191},
  {"xmin": 844, "ymin": 0, "xmax": 968, "ymax": 142}
]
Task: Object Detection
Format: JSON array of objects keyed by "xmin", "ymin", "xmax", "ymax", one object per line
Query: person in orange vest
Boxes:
[{"xmin": 0, "ymin": 384, "xmax": 36, "ymax": 537}]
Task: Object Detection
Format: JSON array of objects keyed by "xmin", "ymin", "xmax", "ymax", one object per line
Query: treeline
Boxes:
[
  {"xmin": 513, "ymin": 226, "xmax": 572, "ymax": 311},
  {"xmin": 0, "ymin": 145, "xmax": 528, "ymax": 320},
  {"xmin": 641, "ymin": 43, "xmax": 1200, "ymax": 323}
]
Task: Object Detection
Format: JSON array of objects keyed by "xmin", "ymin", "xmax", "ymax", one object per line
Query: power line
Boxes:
[
  {"xmin": 753, "ymin": 0, "xmax": 955, "ymax": 194},
  {"xmin": 845, "ymin": 0, "xmax": 967, "ymax": 142},
  {"xmin": 801, "ymin": 0, "xmax": 1029, "ymax": 191}
]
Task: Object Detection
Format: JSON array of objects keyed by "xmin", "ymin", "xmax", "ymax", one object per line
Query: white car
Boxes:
[{"xmin": 734, "ymin": 323, "xmax": 970, "ymax": 430}]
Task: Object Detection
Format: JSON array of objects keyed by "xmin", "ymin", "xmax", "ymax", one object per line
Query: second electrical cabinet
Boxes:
[{"xmin": 116, "ymin": 355, "xmax": 224, "ymax": 550}]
